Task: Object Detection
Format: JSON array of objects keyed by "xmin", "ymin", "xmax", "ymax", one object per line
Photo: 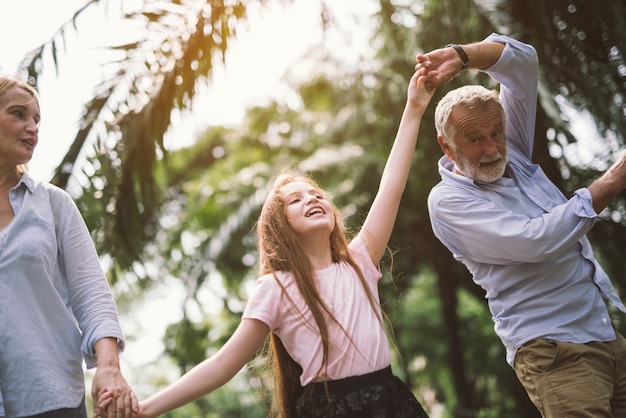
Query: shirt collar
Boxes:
[
  {"xmin": 14, "ymin": 171, "xmax": 35, "ymax": 193},
  {"xmin": 438, "ymin": 155, "xmax": 478, "ymax": 186}
]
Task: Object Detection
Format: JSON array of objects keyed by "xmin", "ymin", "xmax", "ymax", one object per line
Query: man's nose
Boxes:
[{"xmin": 482, "ymin": 138, "xmax": 499, "ymax": 155}]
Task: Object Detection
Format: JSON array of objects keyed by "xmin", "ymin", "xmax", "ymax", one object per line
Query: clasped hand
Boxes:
[{"xmin": 91, "ymin": 366, "xmax": 138, "ymax": 418}]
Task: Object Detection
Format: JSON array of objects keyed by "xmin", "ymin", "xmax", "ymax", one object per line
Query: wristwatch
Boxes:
[{"xmin": 446, "ymin": 43, "xmax": 469, "ymax": 70}]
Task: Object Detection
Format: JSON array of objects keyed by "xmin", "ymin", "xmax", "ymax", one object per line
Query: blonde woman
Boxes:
[{"xmin": 0, "ymin": 76, "xmax": 136, "ymax": 418}]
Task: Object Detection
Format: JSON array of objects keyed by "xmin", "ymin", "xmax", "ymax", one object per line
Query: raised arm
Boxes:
[
  {"xmin": 418, "ymin": 34, "xmax": 539, "ymax": 160},
  {"xmin": 359, "ymin": 67, "xmax": 435, "ymax": 264},
  {"xmin": 415, "ymin": 40, "xmax": 505, "ymax": 89}
]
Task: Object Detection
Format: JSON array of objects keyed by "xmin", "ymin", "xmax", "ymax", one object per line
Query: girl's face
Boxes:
[
  {"xmin": 0, "ymin": 86, "xmax": 40, "ymax": 168},
  {"xmin": 281, "ymin": 181, "xmax": 335, "ymax": 238}
]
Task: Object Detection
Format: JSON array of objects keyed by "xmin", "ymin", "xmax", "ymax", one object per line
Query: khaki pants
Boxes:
[{"xmin": 514, "ymin": 332, "xmax": 626, "ymax": 417}]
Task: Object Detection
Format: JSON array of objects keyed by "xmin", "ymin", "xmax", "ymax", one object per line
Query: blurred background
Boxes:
[{"xmin": 3, "ymin": 0, "xmax": 625, "ymax": 416}]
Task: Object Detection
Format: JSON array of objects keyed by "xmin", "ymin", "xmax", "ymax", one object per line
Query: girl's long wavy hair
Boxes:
[{"xmin": 256, "ymin": 170, "xmax": 382, "ymax": 417}]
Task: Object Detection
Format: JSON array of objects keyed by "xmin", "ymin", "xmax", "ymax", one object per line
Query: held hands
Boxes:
[
  {"xmin": 407, "ymin": 66, "xmax": 437, "ymax": 113},
  {"xmin": 91, "ymin": 365, "xmax": 138, "ymax": 418},
  {"xmin": 96, "ymin": 389, "xmax": 145, "ymax": 418},
  {"xmin": 415, "ymin": 46, "xmax": 462, "ymax": 90}
]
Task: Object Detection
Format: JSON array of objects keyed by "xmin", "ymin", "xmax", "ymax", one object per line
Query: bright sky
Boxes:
[{"xmin": 0, "ymin": 0, "xmax": 377, "ymax": 181}]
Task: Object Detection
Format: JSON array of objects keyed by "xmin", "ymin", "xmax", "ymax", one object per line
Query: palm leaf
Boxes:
[{"xmin": 20, "ymin": 0, "xmax": 253, "ymax": 270}]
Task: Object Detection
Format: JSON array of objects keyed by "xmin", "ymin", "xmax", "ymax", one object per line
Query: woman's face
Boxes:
[
  {"xmin": 280, "ymin": 181, "xmax": 335, "ymax": 238},
  {"xmin": 0, "ymin": 86, "xmax": 40, "ymax": 168}
]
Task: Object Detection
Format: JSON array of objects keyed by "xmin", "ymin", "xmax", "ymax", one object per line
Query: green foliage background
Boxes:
[{"xmin": 17, "ymin": 0, "xmax": 626, "ymax": 416}]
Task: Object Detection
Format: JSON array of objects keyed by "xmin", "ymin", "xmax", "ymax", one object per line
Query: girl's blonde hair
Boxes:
[{"xmin": 256, "ymin": 170, "xmax": 382, "ymax": 417}]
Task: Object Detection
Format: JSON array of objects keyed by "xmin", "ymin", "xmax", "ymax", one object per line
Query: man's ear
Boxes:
[{"xmin": 437, "ymin": 136, "xmax": 453, "ymax": 158}]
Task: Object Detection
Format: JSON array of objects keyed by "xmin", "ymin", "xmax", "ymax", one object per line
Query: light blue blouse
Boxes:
[
  {"xmin": 0, "ymin": 173, "xmax": 124, "ymax": 416},
  {"xmin": 428, "ymin": 33, "xmax": 626, "ymax": 367}
]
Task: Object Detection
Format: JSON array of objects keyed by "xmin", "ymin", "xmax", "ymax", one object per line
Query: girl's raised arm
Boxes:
[{"xmin": 359, "ymin": 68, "xmax": 435, "ymax": 265}]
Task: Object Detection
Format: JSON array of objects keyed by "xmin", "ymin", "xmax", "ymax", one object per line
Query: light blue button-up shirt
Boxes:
[
  {"xmin": 428, "ymin": 33, "xmax": 626, "ymax": 367},
  {"xmin": 0, "ymin": 173, "xmax": 124, "ymax": 417}
]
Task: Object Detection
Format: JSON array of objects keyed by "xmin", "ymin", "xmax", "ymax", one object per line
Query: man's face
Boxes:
[{"xmin": 440, "ymin": 101, "xmax": 507, "ymax": 182}]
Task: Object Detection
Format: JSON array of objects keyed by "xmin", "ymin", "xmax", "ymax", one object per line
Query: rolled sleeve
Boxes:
[
  {"xmin": 52, "ymin": 185, "xmax": 126, "ymax": 368},
  {"xmin": 82, "ymin": 322, "xmax": 125, "ymax": 368},
  {"xmin": 572, "ymin": 188, "xmax": 600, "ymax": 220}
]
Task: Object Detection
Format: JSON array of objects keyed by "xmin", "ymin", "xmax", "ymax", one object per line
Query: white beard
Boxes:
[{"xmin": 454, "ymin": 150, "xmax": 507, "ymax": 182}]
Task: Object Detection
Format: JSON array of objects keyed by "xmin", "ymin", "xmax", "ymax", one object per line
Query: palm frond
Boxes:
[
  {"xmin": 20, "ymin": 0, "xmax": 99, "ymax": 84},
  {"xmin": 21, "ymin": 0, "xmax": 254, "ymax": 270}
]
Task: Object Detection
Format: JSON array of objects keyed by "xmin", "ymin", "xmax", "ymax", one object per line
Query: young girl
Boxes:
[{"xmin": 98, "ymin": 65, "xmax": 435, "ymax": 417}]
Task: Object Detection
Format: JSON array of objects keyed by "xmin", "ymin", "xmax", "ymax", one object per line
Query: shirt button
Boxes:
[{"xmin": 602, "ymin": 318, "xmax": 609, "ymax": 326}]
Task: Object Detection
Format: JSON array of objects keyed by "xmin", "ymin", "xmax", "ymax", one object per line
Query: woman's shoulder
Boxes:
[
  {"xmin": 23, "ymin": 173, "xmax": 72, "ymax": 200},
  {"xmin": 22, "ymin": 174, "xmax": 77, "ymax": 223}
]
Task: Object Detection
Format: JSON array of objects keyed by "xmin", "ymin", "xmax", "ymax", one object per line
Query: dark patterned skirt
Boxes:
[{"xmin": 295, "ymin": 366, "xmax": 429, "ymax": 417}]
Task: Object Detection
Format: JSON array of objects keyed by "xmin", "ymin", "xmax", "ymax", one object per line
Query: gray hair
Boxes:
[{"xmin": 434, "ymin": 85, "xmax": 503, "ymax": 145}]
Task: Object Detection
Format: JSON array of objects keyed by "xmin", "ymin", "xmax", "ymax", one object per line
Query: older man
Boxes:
[{"xmin": 420, "ymin": 33, "xmax": 626, "ymax": 417}]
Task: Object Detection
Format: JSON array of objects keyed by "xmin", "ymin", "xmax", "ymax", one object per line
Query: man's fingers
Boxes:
[
  {"xmin": 93, "ymin": 389, "xmax": 113, "ymax": 418},
  {"xmin": 122, "ymin": 391, "xmax": 133, "ymax": 416}
]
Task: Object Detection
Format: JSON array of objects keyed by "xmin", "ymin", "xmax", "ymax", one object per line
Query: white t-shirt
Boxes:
[{"xmin": 242, "ymin": 235, "xmax": 390, "ymax": 386}]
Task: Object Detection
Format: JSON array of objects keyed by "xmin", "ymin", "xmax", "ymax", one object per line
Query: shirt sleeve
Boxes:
[
  {"xmin": 48, "ymin": 186, "xmax": 125, "ymax": 367},
  {"xmin": 482, "ymin": 33, "xmax": 539, "ymax": 161},
  {"xmin": 430, "ymin": 186, "xmax": 598, "ymax": 265},
  {"xmin": 242, "ymin": 274, "xmax": 282, "ymax": 331}
]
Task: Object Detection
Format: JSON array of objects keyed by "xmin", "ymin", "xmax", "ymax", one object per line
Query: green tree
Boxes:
[
  {"xmin": 20, "ymin": 0, "xmax": 249, "ymax": 279},
  {"xmin": 19, "ymin": 0, "xmax": 626, "ymax": 416}
]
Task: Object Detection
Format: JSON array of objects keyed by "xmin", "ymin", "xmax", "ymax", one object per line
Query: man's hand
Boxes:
[
  {"xmin": 588, "ymin": 150, "xmax": 626, "ymax": 214},
  {"xmin": 415, "ymin": 47, "xmax": 462, "ymax": 89},
  {"xmin": 415, "ymin": 41, "xmax": 506, "ymax": 90}
]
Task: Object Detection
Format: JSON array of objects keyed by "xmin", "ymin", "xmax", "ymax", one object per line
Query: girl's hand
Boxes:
[
  {"xmin": 93, "ymin": 388, "xmax": 114, "ymax": 417},
  {"xmin": 407, "ymin": 67, "xmax": 436, "ymax": 114}
]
